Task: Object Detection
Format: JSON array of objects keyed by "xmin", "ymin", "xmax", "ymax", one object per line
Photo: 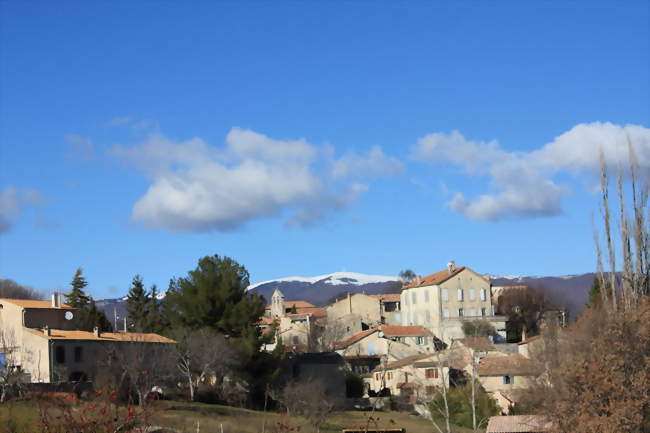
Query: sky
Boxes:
[{"xmin": 1, "ymin": 1, "xmax": 649, "ymax": 299}]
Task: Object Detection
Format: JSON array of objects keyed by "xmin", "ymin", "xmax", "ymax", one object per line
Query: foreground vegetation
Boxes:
[{"xmin": 0, "ymin": 400, "xmax": 476, "ymax": 433}]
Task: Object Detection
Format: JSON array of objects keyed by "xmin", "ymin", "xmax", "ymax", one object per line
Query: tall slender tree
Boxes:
[
  {"xmin": 65, "ymin": 268, "xmax": 112, "ymax": 332},
  {"xmin": 126, "ymin": 275, "xmax": 150, "ymax": 332},
  {"xmin": 66, "ymin": 268, "xmax": 90, "ymax": 308}
]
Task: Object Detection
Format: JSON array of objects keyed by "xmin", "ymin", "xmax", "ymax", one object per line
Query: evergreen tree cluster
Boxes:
[
  {"xmin": 65, "ymin": 268, "xmax": 113, "ymax": 332},
  {"xmin": 125, "ymin": 275, "xmax": 167, "ymax": 333}
]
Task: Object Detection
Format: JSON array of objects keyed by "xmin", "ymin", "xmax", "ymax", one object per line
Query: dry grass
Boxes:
[{"xmin": 0, "ymin": 400, "xmax": 477, "ymax": 433}]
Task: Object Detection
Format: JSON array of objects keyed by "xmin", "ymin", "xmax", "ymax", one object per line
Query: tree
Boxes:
[
  {"xmin": 462, "ymin": 320, "xmax": 496, "ymax": 338},
  {"xmin": 65, "ymin": 268, "xmax": 90, "ymax": 308},
  {"xmin": 0, "ymin": 279, "xmax": 42, "ymax": 300},
  {"xmin": 164, "ymin": 255, "xmax": 265, "ymax": 339},
  {"xmin": 126, "ymin": 275, "xmax": 149, "ymax": 332},
  {"xmin": 173, "ymin": 328, "xmax": 237, "ymax": 402},
  {"xmin": 145, "ymin": 285, "xmax": 168, "ymax": 334},
  {"xmin": 399, "ymin": 269, "xmax": 417, "ymax": 283},
  {"xmin": 65, "ymin": 268, "xmax": 112, "ymax": 332},
  {"xmin": 0, "ymin": 329, "xmax": 26, "ymax": 402},
  {"xmin": 497, "ymin": 285, "xmax": 549, "ymax": 340},
  {"xmin": 278, "ymin": 379, "xmax": 339, "ymax": 433},
  {"xmin": 587, "ymin": 275, "xmax": 604, "ymax": 309},
  {"xmin": 430, "ymin": 383, "xmax": 499, "ymax": 430}
]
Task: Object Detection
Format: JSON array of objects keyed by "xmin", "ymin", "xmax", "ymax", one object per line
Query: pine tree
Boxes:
[
  {"xmin": 66, "ymin": 268, "xmax": 90, "ymax": 308},
  {"xmin": 126, "ymin": 275, "xmax": 150, "ymax": 332},
  {"xmin": 588, "ymin": 275, "xmax": 604, "ymax": 309},
  {"xmin": 145, "ymin": 285, "xmax": 168, "ymax": 334}
]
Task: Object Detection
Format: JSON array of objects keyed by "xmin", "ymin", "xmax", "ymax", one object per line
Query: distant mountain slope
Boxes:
[
  {"xmin": 95, "ymin": 271, "xmax": 595, "ymax": 322},
  {"xmin": 247, "ymin": 271, "xmax": 402, "ymax": 306}
]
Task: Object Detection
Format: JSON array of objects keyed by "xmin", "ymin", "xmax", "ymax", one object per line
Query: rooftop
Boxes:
[
  {"xmin": 478, "ymin": 354, "xmax": 542, "ymax": 376},
  {"xmin": 372, "ymin": 353, "xmax": 433, "ymax": 372},
  {"xmin": 381, "ymin": 325, "xmax": 433, "ymax": 337},
  {"xmin": 0, "ymin": 298, "xmax": 75, "ymax": 310},
  {"xmin": 26, "ymin": 328, "xmax": 175, "ymax": 343},
  {"xmin": 454, "ymin": 337, "xmax": 496, "ymax": 352},
  {"xmin": 367, "ymin": 293, "xmax": 401, "ymax": 302},
  {"xmin": 402, "ymin": 266, "xmax": 471, "ymax": 290}
]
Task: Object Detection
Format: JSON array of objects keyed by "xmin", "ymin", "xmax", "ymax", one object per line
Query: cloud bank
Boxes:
[
  {"xmin": 114, "ymin": 128, "xmax": 401, "ymax": 232},
  {"xmin": 413, "ymin": 122, "xmax": 650, "ymax": 221}
]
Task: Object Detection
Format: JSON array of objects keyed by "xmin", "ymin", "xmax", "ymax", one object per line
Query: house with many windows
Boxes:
[{"xmin": 400, "ymin": 262, "xmax": 507, "ymax": 343}]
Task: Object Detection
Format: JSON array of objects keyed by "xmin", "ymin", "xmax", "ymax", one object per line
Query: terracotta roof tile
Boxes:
[
  {"xmin": 0, "ymin": 299, "xmax": 75, "ymax": 310},
  {"xmin": 380, "ymin": 325, "xmax": 433, "ymax": 337},
  {"xmin": 486, "ymin": 415, "xmax": 552, "ymax": 432},
  {"xmin": 372, "ymin": 353, "xmax": 433, "ymax": 372},
  {"xmin": 336, "ymin": 328, "xmax": 378, "ymax": 349},
  {"xmin": 368, "ymin": 293, "xmax": 401, "ymax": 302},
  {"xmin": 26, "ymin": 328, "xmax": 175, "ymax": 343},
  {"xmin": 478, "ymin": 354, "xmax": 541, "ymax": 376},
  {"xmin": 402, "ymin": 266, "xmax": 467, "ymax": 290}
]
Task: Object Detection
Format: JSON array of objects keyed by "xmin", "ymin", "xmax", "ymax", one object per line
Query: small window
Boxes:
[
  {"xmin": 411, "ymin": 292, "xmax": 417, "ymax": 305},
  {"xmin": 480, "ymin": 289, "xmax": 487, "ymax": 301},
  {"xmin": 74, "ymin": 347, "xmax": 83, "ymax": 363},
  {"xmin": 503, "ymin": 375, "xmax": 512, "ymax": 385},
  {"xmin": 441, "ymin": 288, "xmax": 449, "ymax": 302},
  {"xmin": 457, "ymin": 288, "xmax": 464, "ymax": 302},
  {"xmin": 469, "ymin": 288, "xmax": 476, "ymax": 301},
  {"xmin": 424, "ymin": 290, "xmax": 430, "ymax": 303},
  {"xmin": 55, "ymin": 346, "xmax": 65, "ymax": 364},
  {"xmin": 425, "ymin": 310, "xmax": 431, "ymax": 323},
  {"xmin": 458, "ymin": 308, "xmax": 464, "ymax": 317},
  {"xmin": 387, "ymin": 372, "xmax": 393, "ymax": 380},
  {"xmin": 425, "ymin": 368, "xmax": 439, "ymax": 379},
  {"xmin": 426, "ymin": 385, "xmax": 435, "ymax": 395},
  {"xmin": 292, "ymin": 336, "xmax": 299, "ymax": 345},
  {"xmin": 481, "ymin": 307, "xmax": 486, "ymax": 317},
  {"xmin": 376, "ymin": 373, "xmax": 380, "ymax": 381},
  {"xmin": 416, "ymin": 336, "xmax": 426, "ymax": 345},
  {"xmin": 443, "ymin": 309, "xmax": 450, "ymax": 318}
]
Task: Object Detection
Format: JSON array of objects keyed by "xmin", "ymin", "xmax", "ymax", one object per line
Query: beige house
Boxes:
[
  {"xmin": 477, "ymin": 353, "xmax": 541, "ymax": 406},
  {"xmin": 0, "ymin": 296, "xmax": 174, "ymax": 383},
  {"xmin": 326, "ymin": 292, "xmax": 401, "ymax": 339},
  {"xmin": 335, "ymin": 325, "xmax": 437, "ymax": 360},
  {"xmin": 400, "ymin": 262, "xmax": 507, "ymax": 343}
]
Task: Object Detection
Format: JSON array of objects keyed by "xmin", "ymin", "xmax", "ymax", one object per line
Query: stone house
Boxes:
[
  {"xmin": 477, "ymin": 353, "xmax": 541, "ymax": 399},
  {"xmin": 400, "ymin": 262, "xmax": 507, "ymax": 343},
  {"xmin": 335, "ymin": 325, "xmax": 437, "ymax": 359},
  {"xmin": 326, "ymin": 292, "xmax": 402, "ymax": 339},
  {"xmin": 0, "ymin": 296, "xmax": 174, "ymax": 383}
]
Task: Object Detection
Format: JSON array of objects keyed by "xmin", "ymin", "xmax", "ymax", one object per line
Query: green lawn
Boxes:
[{"xmin": 0, "ymin": 400, "xmax": 477, "ymax": 433}]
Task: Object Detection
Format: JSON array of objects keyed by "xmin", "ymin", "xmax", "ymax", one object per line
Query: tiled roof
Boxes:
[
  {"xmin": 336, "ymin": 328, "xmax": 378, "ymax": 349},
  {"xmin": 258, "ymin": 316, "xmax": 279, "ymax": 325},
  {"xmin": 372, "ymin": 353, "xmax": 432, "ymax": 372},
  {"xmin": 265, "ymin": 300, "xmax": 316, "ymax": 310},
  {"xmin": 0, "ymin": 299, "xmax": 75, "ymax": 310},
  {"xmin": 381, "ymin": 325, "xmax": 433, "ymax": 337},
  {"xmin": 401, "ymin": 266, "xmax": 467, "ymax": 290},
  {"xmin": 296, "ymin": 306, "xmax": 327, "ymax": 318},
  {"xmin": 455, "ymin": 337, "xmax": 496, "ymax": 352},
  {"xmin": 486, "ymin": 415, "xmax": 552, "ymax": 433},
  {"xmin": 368, "ymin": 293, "xmax": 401, "ymax": 302},
  {"xmin": 478, "ymin": 354, "xmax": 541, "ymax": 376},
  {"xmin": 26, "ymin": 328, "xmax": 175, "ymax": 343}
]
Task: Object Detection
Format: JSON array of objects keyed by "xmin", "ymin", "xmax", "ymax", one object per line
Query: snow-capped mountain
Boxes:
[{"xmin": 247, "ymin": 271, "xmax": 402, "ymax": 306}]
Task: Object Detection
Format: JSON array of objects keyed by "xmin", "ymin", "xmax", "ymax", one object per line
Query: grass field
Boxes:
[{"xmin": 0, "ymin": 400, "xmax": 477, "ymax": 433}]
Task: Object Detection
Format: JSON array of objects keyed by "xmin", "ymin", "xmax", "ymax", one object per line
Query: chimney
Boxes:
[
  {"xmin": 347, "ymin": 292, "xmax": 352, "ymax": 314},
  {"xmin": 447, "ymin": 261, "xmax": 456, "ymax": 274},
  {"xmin": 51, "ymin": 293, "xmax": 60, "ymax": 308},
  {"xmin": 43, "ymin": 326, "xmax": 51, "ymax": 336},
  {"xmin": 93, "ymin": 327, "xmax": 100, "ymax": 338}
]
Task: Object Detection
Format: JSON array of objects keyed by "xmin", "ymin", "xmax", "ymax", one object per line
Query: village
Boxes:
[{"xmin": 2, "ymin": 261, "xmax": 574, "ymax": 432}]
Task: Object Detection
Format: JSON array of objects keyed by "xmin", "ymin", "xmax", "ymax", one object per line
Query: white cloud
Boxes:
[
  {"xmin": 108, "ymin": 116, "xmax": 133, "ymax": 126},
  {"xmin": 114, "ymin": 128, "xmax": 401, "ymax": 232},
  {"xmin": 413, "ymin": 122, "xmax": 650, "ymax": 221},
  {"xmin": 331, "ymin": 145, "xmax": 404, "ymax": 179},
  {"xmin": 0, "ymin": 187, "xmax": 47, "ymax": 233}
]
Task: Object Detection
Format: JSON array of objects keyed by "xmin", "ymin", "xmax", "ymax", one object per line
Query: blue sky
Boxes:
[{"xmin": 1, "ymin": 1, "xmax": 649, "ymax": 299}]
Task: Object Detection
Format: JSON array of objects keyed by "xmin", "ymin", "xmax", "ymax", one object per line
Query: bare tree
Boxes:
[
  {"xmin": 174, "ymin": 327, "xmax": 237, "ymax": 402},
  {"xmin": 309, "ymin": 319, "xmax": 348, "ymax": 352},
  {"xmin": 0, "ymin": 279, "xmax": 42, "ymax": 300},
  {"xmin": 0, "ymin": 329, "xmax": 26, "ymax": 402},
  {"xmin": 278, "ymin": 379, "xmax": 339, "ymax": 433}
]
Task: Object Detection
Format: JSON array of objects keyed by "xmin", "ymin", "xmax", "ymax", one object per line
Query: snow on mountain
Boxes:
[{"xmin": 247, "ymin": 271, "xmax": 399, "ymax": 291}]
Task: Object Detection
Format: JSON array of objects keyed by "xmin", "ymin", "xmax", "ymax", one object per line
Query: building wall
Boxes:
[
  {"xmin": 17, "ymin": 330, "xmax": 50, "ymax": 382},
  {"xmin": 327, "ymin": 294, "xmax": 382, "ymax": 326},
  {"xmin": 479, "ymin": 374, "xmax": 536, "ymax": 393},
  {"xmin": 24, "ymin": 309, "xmax": 78, "ymax": 330}
]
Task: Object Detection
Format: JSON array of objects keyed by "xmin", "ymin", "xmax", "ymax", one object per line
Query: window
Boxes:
[
  {"xmin": 424, "ymin": 290, "xmax": 430, "ymax": 303},
  {"xmin": 457, "ymin": 288, "xmax": 464, "ymax": 301},
  {"xmin": 387, "ymin": 372, "xmax": 393, "ymax": 380},
  {"xmin": 441, "ymin": 288, "xmax": 449, "ymax": 301},
  {"xmin": 411, "ymin": 292, "xmax": 417, "ymax": 304},
  {"xmin": 292, "ymin": 336, "xmax": 299, "ymax": 345},
  {"xmin": 416, "ymin": 336, "xmax": 426, "ymax": 345},
  {"xmin": 443, "ymin": 309, "xmax": 450, "ymax": 318},
  {"xmin": 481, "ymin": 307, "xmax": 486, "ymax": 317},
  {"xmin": 376, "ymin": 373, "xmax": 380, "ymax": 381},
  {"xmin": 503, "ymin": 375, "xmax": 512, "ymax": 385},
  {"xmin": 404, "ymin": 294, "xmax": 409, "ymax": 306},
  {"xmin": 480, "ymin": 288, "xmax": 487, "ymax": 301},
  {"xmin": 74, "ymin": 347, "xmax": 83, "ymax": 363},
  {"xmin": 425, "ymin": 368, "xmax": 439, "ymax": 379},
  {"xmin": 426, "ymin": 385, "xmax": 436, "ymax": 395},
  {"xmin": 469, "ymin": 288, "xmax": 476, "ymax": 301},
  {"xmin": 55, "ymin": 346, "xmax": 65, "ymax": 364},
  {"xmin": 425, "ymin": 310, "xmax": 431, "ymax": 323},
  {"xmin": 458, "ymin": 308, "xmax": 464, "ymax": 317}
]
